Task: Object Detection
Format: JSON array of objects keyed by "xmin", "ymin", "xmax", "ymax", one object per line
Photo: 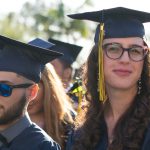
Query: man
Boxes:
[
  {"xmin": 0, "ymin": 35, "xmax": 62, "ymax": 149},
  {"xmin": 48, "ymin": 38, "xmax": 82, "ymax": 91}
]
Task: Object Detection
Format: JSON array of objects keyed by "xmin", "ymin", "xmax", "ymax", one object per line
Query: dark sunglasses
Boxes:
[{"xmin": 0, "ymin": 83, "xmax": 33, "ymax": 97}]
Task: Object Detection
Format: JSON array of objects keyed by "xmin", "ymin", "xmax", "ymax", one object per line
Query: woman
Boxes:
[
  {"xmin": 66, "ymin": 7, "xmax": 150, "ymax": 150},
  {"xmin": 28, "ymin": 63, "xmax": 75, "ymax": 150}
]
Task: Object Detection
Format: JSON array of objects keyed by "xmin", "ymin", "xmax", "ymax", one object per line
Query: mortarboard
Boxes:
[
  {"xmin": 68, "ymin": 7, "xmax": 150, "ymax": 43},
  {"xmin": 0, "ymin": 35, "xmax": 62, "ymax": 83},
  {"xmin": 28, "ymin": 38, "xmax": 55, "ymax": 49},
  {"xmin": 48, "ymin": 38, "xmax": 82, "ymax": 65},
  {"xmin": 68, "ymin": 7, "xmax": 150, "ymax": 102}
]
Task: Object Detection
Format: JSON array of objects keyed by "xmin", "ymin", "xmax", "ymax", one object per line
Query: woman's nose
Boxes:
[{"xmin": 119, "ymin": 51, "xmax": 130, "ymax": 62}]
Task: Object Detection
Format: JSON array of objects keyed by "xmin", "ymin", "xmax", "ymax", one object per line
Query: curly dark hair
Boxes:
[{"xmin": 72, "ymin": 43, "xmax": 150, "ymax": 150}]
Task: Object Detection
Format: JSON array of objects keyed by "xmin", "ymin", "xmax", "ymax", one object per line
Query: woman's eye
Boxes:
[
  {"xmin": 107, "ymin": 45, "xmax": 121, "ymax": 52},
  {"xmin": 130, "ymin": 47, "xmax": 143, "ymax": 54}
]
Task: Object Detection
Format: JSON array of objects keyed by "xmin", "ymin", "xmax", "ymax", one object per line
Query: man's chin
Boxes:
[{"xmin": 0, "ymin": 115, "xmax": 21, "ymax": 125}]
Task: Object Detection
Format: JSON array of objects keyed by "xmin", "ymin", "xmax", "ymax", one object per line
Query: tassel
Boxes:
[{"xmin": 98, "ymin": 23, "xmax": 107, "ymax": 102}]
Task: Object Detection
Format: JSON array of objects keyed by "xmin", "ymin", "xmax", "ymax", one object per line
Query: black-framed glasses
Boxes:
[
  {"xmin": 0, "ymin": 83, "xmax": 33, "ymax": 97},
  {"xmin": 102, "ymin": 43, "xmax": 148, "ymax": 62}
]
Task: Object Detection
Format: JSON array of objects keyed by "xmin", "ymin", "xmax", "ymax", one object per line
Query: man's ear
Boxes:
[{"xmin": 27, "ymin": 84, "xmax": 39, "ymax": 102}]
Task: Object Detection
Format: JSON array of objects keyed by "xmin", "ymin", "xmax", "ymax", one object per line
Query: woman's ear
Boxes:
[{"xmin": 27, "ymin": 84, "xmax": 39, "ymax": 102}]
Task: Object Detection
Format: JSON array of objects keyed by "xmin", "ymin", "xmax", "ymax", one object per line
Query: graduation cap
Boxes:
[
  {"xmin": 28, "ymin": 38, "xmax": 55, "ymax": 49},
  {"xmin": 68, "ymin": 7, "xmax": 150, "ymax": 102},
  {"xmin": 48, "ymin": 38, "xmax": 82, "ymax": 65},
  {"xmin": 68, "ymin": 7, "xmax": 150, "ymax": 43},
  {"xmin": 0, "ymin": 35, "xmax": 62, "ymax": 83}
]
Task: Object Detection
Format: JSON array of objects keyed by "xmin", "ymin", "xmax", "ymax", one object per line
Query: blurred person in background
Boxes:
[
  {"xmin": 48, "ymin": 38, "xmax": 82, "ymax": 91},
  {"xmin": 28, "ymin": 38, "xmax": 75, "ymax": 150}
]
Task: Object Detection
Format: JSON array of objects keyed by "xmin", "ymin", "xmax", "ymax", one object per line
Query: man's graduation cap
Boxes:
[
  {"xmin": 68, "ymin": 7, "xmax": 150, "ymax": 101},
  {"xmin": 0, "ymin": 35, "xmax": 62, "ymax": 83},
  {"xmin": 48, "ymin": 38, "xmax": 82, "ymax": 65}
]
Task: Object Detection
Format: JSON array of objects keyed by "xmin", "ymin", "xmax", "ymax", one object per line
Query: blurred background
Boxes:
[{"xmin": 0, "ymin": 0, "xmax": 150, "ymax": 68}]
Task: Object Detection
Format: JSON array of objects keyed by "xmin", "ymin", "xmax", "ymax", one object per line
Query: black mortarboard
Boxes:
[
  {"xmin": 0, "ymin": 35, "xmax": 62, "ymax": 83},
  {"xmin": 28, "ymin": 38, "xmax": 55, "ymax": 49},
  {"xmin": 68, "ymin": 7, "xmax": 150, "ymax": 43},
  {"xmin": 48, "ymin": 38, "xmax": 82, "ymax": 65}
]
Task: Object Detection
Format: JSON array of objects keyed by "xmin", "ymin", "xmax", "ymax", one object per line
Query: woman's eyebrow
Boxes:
[{"xmin": 129, "ymin": 44, "xmax": 143, "ymax": 47}]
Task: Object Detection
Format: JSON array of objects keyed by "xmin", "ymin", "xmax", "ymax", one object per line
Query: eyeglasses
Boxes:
[
  {"xmin": 102, "ymin": 43, "xmax": 148, "ymax": 61},
  {"xmin": 0, "ymin": 83, "xmax": 33, "ymax": 97}
]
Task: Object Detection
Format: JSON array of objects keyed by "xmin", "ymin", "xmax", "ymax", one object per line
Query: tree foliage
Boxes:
[{"xmin": 0, "ymin": 0, "xmax": 94, "ymax": 42}]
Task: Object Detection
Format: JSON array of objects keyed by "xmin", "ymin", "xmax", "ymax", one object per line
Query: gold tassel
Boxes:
[
  {"xmin": 70, "ymin": 84, "xmax": 84, "ymax": 113},
  {"xmin": 77, "ymin": 90, "xmax": 82, "ymax": 113},
  {"xmin": 98, "ymin": 23, "xmax": 107, "ymax": 102}
]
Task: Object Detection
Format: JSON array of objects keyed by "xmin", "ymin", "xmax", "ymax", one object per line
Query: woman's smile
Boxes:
[{"xmin": 113, "ymin": 69, "xmax": 132, "ymax": 77}]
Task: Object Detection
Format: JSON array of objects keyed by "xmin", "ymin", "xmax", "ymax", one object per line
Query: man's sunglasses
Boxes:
[{"xmin": 0, "ymin": 83, "xmax": 33, "ymax": 97}]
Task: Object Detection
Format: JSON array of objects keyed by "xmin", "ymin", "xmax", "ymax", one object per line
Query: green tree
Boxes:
[
  {"xmin": 19, "ymin": 0, "xmax": 94, "ymax": 42},
  {"xmin": 0, "ymin": 13, "xmax": 27, "ymax": 40}
]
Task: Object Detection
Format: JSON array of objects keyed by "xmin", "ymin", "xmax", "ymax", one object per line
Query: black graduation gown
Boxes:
[
  {"xmin": 66, "ymin": 123, "xmax": 150, "ymax": 150},
  {"xmin": 0, "ymin": 123, "xmax": 60, "ymax": 150}
]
